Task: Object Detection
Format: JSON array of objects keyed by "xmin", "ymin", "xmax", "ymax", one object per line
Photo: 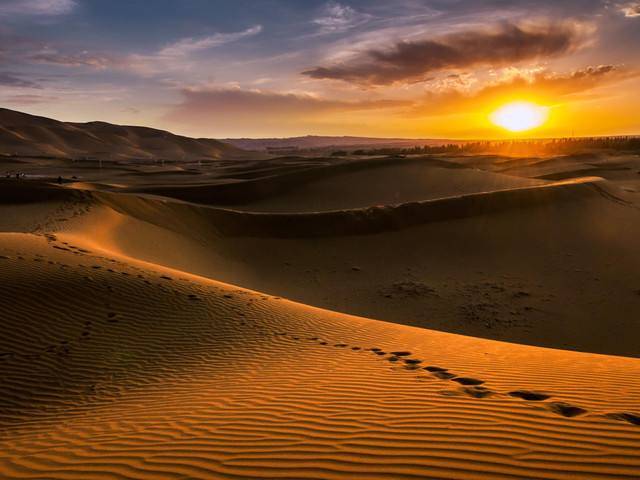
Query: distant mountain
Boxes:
[
  {"xmin": 223, "ymin": 135, "xmax": 458, "ymax": 151},
  {"xmin": 0, "ymin": 108, "xmax": 243, "ymax": 161}
]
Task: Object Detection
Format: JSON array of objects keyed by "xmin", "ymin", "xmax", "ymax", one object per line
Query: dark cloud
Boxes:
[
  {"xmin": 0, "ymin": 71, "xmax": 40, "ymax": 88},
  {"xmin": 303, "ymin": 21, "xmax": 585, "ymax": 85}
]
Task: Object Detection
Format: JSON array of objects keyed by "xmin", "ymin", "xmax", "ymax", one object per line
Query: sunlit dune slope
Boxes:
[{"xmin": 1, "ymin": 231, "xmax": 639, "ymax": 480}]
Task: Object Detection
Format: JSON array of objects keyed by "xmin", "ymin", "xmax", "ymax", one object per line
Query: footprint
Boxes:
[
  {"xmin": 387, "ymin": 356, "xmax": 400, "ymax": 362},
  {"xmin": 404, "ymin": 359, "xmax": 422, "ymax": 365},
  {"xmin": 508, "ymin": 390, "xmax": 550, "ymax": 401},
  {"xmin": 463, "ymin": 386, "xmax": 494, "ymax": 398},
  {"xmin": 334, "ymin": 343, "xmax": 348, "ymax": 347},
  {"xmin": 390, "ymin": 351, "xmax": 412, "ymax": 357},
  {"xmin": 548, "ymin": 402, "xmax": 587, "ymax": 418},
  {"xmin": 432, "ymin": 371, "xmax": 457, "ymax": 380},
  {"xmin": 404, "ymin": 364, "xmax": 422, "ymax": 370},
  {"xmin": 606, "ymin": 412, "xmax": 640, "ymax": 426},
  {"xmin": 452, "ymin": 377, "xmax": 484, "ymax": 386},
  {"xmin": 424, "ymin": 366, "xmax": 448, "ymax": 372},
  {"xmin": 160, "ymin": 275, "xmax": 172, "ymax": 280}
]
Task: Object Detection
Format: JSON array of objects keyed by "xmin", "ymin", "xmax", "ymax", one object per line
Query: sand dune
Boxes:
[
  {"xmin": 1, "ymin": 232, "xmax": 640, "ymax": 480},
  {"xmin": 118, "ymin": 156, "xmax": 542, "ymax": 209},
  {"xmin": 449, "ymin": 152, "xmax": 640, "ymax": 193},
  {"xmin": 93, "ymin": 176, "xmax": 613, "ymax": 237},
  {"xmin": 36, "ymin": 171, "xmax": 638, "ymax": 356},
  {"xmin": 2, "ymin": 148, "xmax": 640, "ymax": 479}
]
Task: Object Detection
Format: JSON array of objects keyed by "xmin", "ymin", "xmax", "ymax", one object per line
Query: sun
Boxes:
[{"xmin": 490, "ymin": 101, "xmax": 549, "ymax": 132}]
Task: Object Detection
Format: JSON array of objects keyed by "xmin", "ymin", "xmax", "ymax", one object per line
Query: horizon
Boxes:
[
  {"xmin": 1, "ymin": 1, "xmax": 640, "ymax": 139},
  {"xmin": 4, "ymin": 106, "xmax": 640, "ymax": 143}
]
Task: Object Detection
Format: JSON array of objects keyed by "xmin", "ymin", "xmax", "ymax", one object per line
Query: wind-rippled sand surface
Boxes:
[{"xmin": 1, "ymin": 152, "xmax": 640, "ymax": 479}]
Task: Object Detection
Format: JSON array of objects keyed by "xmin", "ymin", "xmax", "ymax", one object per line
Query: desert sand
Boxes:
[{"xmin": 1, "ymin": 113, "xmax": 640, "ymax": 479}]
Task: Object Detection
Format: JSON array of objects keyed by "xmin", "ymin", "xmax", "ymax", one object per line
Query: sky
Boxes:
[{"xmin": 1, "ymin": 0, "xmax": 639, "ymax": 139}]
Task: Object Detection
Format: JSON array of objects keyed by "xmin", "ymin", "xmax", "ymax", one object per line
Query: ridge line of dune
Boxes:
[
  {"xmin": 121, "ymin": 155, "xmax": 471, "ymax": 204},
  {"xmin": 81, "ymin": 176, "xmax": 625, "ymax": 238}
]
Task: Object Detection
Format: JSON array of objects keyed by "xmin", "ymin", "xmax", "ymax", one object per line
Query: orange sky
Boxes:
[{"xmin": 1, "ymin": 1, "xmax": 639, "ymax": 139}]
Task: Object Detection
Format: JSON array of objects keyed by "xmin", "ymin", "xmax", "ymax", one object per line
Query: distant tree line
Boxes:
[{"xmin": 334, "ymin": 136, "xmax": 640, "ymax": 157}]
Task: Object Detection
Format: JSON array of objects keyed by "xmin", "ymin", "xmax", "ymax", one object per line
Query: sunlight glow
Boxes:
[{"xmin": 490, "ymin": 101, "xmax": 549, "ymax": 132}]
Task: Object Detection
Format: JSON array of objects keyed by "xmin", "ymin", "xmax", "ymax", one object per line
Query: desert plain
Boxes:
[{"xmin": 1, "ymin": 108, "xmax": 640, "ymax": 479}]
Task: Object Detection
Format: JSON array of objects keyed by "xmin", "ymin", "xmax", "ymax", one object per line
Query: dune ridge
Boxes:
[
  {"xmin": 92, "ymin": 176, "xmax": 618, "ymax": 237},
  {"xmin": 3, "ymin": 173, "xmax": 608, "ymax": 240},
  {"xmin": 117, "ymin": 155, "xmax": 542, "ymax": 208}
]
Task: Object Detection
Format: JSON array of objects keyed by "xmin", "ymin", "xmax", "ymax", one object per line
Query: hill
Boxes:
[{"xmin": 0, "ymin": 108, "xmax": 243, "ymax": 161}]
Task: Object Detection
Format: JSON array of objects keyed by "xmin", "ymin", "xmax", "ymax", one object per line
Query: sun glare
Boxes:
[{"xmin": 490, "ymin": 101, "xmax": 549, "ymax": 132}]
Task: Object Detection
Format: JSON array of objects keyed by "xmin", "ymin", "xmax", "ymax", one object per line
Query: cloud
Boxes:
[
  {"xmin": 0, "ymin": 0, "xmax": 76, "ymax": 16},
  {"xmin": 29, "ymin": 51, "xmax": 124, "ymax": 69},
  {"xmin": 20, "ymin": 25, "xmax": 262, "ymax": 76},
  {"xmin": 485, "ymin": 64, "xmax": 634, "ymax": 100},
  {"xmin": 408, "ymin": 64, "xmax": 635, "ymax": 117},
  {"xmin": 303, "ymin": 21, "xmax": 586, "ymax": 86},
  {"xmin": 2, "ymin": 94, "xmax": 58, "ymax": 104},
  {"xmin": 127, "ymin": 26, "xmax": 263, "ymax": 74},
  {"xmin": 0, "ymin": 71, "xmax": 40, "ymax": 88},
  {"xmin": 164, "ymin": 86, "xmax": 407, "ymax": 135},
  {"xmin": 168, "ymin": 86, "xmax": 405, "ymax": 116},
  {"xmin": 619, "ymin": 2, "xmax": 640, "ymax": 16},
  {"xmin": 158, "ymin": 25, "xmax": 263, "ymax": 57},
  {"xmin": 313, "ymin": 2, "xmax": 372, "ymax": 34}
]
